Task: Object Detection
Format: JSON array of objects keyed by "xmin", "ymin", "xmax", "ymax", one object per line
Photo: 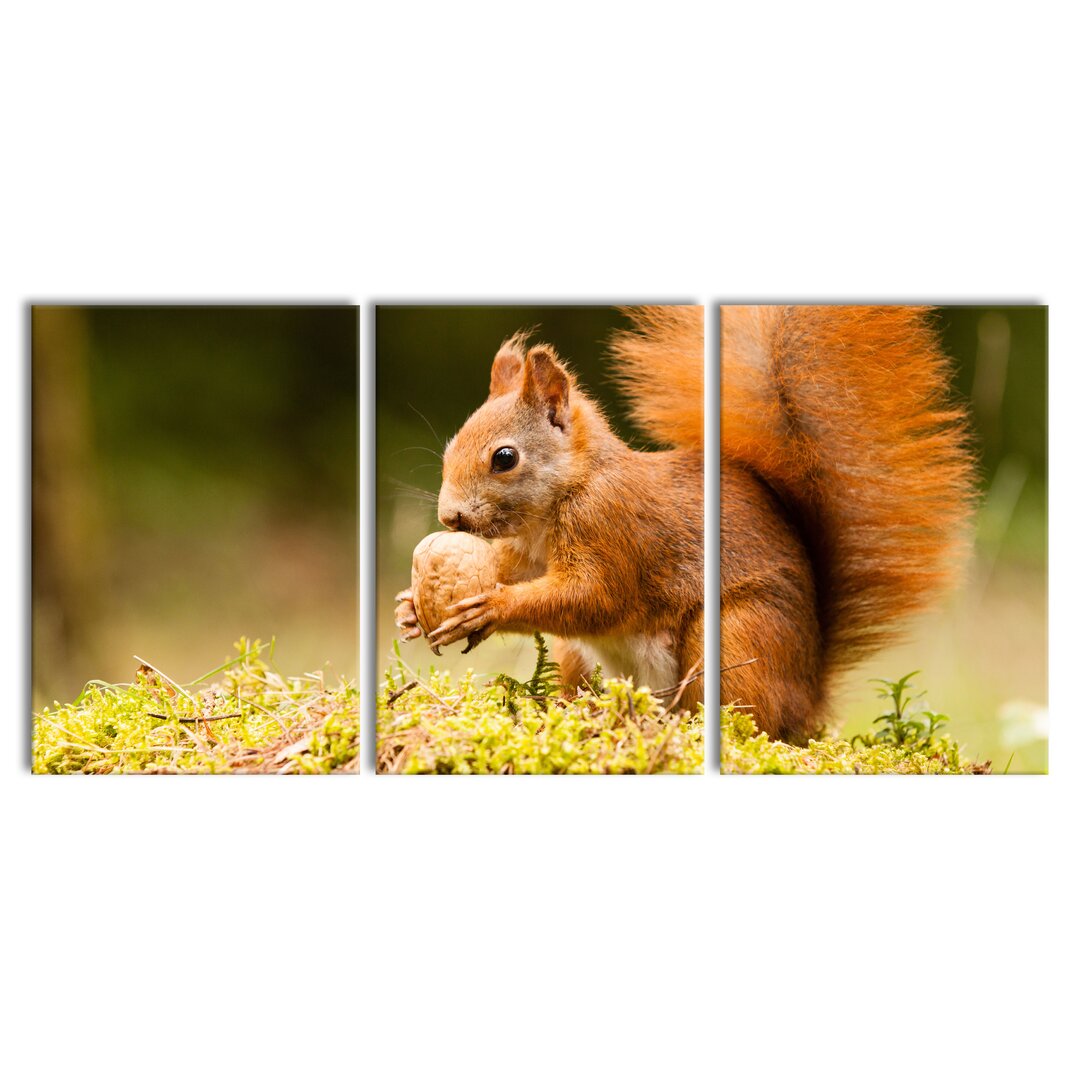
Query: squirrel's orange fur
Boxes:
[
  {"xmin": 721, "ymin": 305, "xmax": 976, "ymax": 742},
  {"xmin": 396, "ymin": 306, "xmax": 705, "ymax": 707}
]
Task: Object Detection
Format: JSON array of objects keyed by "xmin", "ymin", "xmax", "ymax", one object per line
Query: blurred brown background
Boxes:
[{"xmin": 32, "ymin": 305, "xmax": 358, "ymax": 709}]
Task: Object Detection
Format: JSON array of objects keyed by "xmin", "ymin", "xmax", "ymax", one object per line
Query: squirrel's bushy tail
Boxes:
[
  {"xmin": 722, "ymin": 305, "xmax": 976, "ymax": 675},
  {"xmin": 610, "ymin": 305, "xmax": 704, "ymax": 450}
]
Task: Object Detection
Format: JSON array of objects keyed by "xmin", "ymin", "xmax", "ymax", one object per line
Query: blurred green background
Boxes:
[
  {"xmin": 32, "ymin": 306, "xmax": 358, "ymax": 710},
  {"xmin": 376, "ymin": 306, "xmax": 647, "ymax": 691},
  {"xmin": 835, "ymin": 307, "xmax": 1048, "ymax": 773}
]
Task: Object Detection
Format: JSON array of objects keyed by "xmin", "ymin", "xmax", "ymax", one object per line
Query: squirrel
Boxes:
[
  {"xmin": 395, "ymin": 306, "xmax": 705, "ymax": 708},
  {"xmin": 720, "ymin": 305, "xmax": 976, "ymax": 743}
]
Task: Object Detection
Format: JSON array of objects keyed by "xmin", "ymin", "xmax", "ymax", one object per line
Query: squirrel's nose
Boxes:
[{"xmin": 438, "ymin": 509, "xmax": 467, "ymax": 532}]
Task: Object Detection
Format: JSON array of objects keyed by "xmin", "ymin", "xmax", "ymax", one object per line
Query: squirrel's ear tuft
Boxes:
[
  {"xmin": 489, "ymin": 336, "xmax": 526, "ymax": 398},
  {"xmin": 523, "ymin": 345, "xmax": 570, "ymax": 430}
]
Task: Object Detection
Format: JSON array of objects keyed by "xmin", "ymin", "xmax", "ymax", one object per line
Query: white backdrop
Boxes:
[{"xmin": 2, "ymin": 3, "xmax": 1076, "ymax": 1078}]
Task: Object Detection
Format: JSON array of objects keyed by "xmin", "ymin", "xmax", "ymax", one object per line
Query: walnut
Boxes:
[{"xmin": 411, "ymin": 531, "xmax": 498, "ymax": 637}]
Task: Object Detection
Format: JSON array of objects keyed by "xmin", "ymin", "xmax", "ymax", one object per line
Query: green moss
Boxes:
[
  {"xmin": 378, "ymin": 664, "xmax": 704, "ymax": 775},
  {"xmin": 721, "ymin": 707, "xmax": 989, "ymax": 774},
  {"xmin": 33, "ymin": 639, "xmax": 358, "ymax": 775}
]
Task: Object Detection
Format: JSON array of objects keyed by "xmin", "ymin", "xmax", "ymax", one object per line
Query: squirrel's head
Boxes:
[{"xmin": 438, "ymin": 334, "xmax": 577, "ymax": 539}]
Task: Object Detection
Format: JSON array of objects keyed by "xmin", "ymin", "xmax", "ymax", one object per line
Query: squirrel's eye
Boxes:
[{"xmin": 491, "ymin": 446, "xmax": 519, "ymax": 473}]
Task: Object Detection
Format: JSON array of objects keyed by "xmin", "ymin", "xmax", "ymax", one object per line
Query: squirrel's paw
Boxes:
[
  {"xmin": 394, "ymin": 588, "xmax": 423, "ymax": 643},
  {"xmin": 427, "ymin": 591, "xmax": 501, "ymax": 651}
]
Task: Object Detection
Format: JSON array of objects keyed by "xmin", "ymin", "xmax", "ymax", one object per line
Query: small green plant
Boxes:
[
  {"xmin": 587, "ymin": 664, "xmax": 605, "ymax": 696},
  {"xmin": 850, "ymin": 671, "xmax": 956, "ymax": 759},
  {"xmin": 492, "ymin": 632, "xmax": 563, "ymax": 714}
]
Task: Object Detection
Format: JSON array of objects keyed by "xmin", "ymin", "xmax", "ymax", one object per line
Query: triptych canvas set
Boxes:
[{"xmin": 30, "ymin": 304, "xmax": 1048, "ymax": 774}]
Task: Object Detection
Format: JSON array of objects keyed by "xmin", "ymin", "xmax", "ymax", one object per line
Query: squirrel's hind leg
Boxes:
[
  {"xmin": 674, "ymin": 610, "xmax": 704, "ymax": 710},
  {"xmin": 720, "ymin": 595, "xmax": 822, "ymax": 744},
  {"xmin": 552, "ymin": 638, "xmax": 596, "ymax": 698}
]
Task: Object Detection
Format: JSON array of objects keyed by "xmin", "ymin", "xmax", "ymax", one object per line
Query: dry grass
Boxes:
[
  {"xmin": 33, "ymin": 639, "xmax": 358, "ymax": 775},
  {"xmin": 377, "ymin": 644, "xmax": 704, "ymax": 775}
]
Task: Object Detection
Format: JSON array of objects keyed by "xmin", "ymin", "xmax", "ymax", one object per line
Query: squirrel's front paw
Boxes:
[
  {"xmin": 394, "ymin": 588, "xmax": 424, "ymax": 644},
  {"xmin": 427, "ymin": 589, "xmax": 502, "ymax": 653}
]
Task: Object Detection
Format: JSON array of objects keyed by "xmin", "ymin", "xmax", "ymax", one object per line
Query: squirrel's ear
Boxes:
[
  {"xmin": 489, "ymin": 345, "xmax": 524, "ymax": 399},
  {"xmin": 523, "ymin": 346, "xmax": 570, "ymax": 431}
]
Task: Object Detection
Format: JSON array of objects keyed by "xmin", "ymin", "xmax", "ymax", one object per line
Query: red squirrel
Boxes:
[
  {"xmin": 720, "ymin": 305, "xmax": 975, "ymax": 742},
  {"xmin": 395, "ymin": 306, "xmax": 705, "ymax": 707}
]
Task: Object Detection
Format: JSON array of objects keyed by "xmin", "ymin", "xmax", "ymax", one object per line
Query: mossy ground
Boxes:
[
  {"xmin": 720, "ymin": 707, "xmax": 991, "ymax": 774},
  {"xmin": 377, "ymin": 658, "xmax": 704, "ymax": 775},
  {"xmin": 33, "ymin": 639, "xmax": 358, "ymax": 775}
]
